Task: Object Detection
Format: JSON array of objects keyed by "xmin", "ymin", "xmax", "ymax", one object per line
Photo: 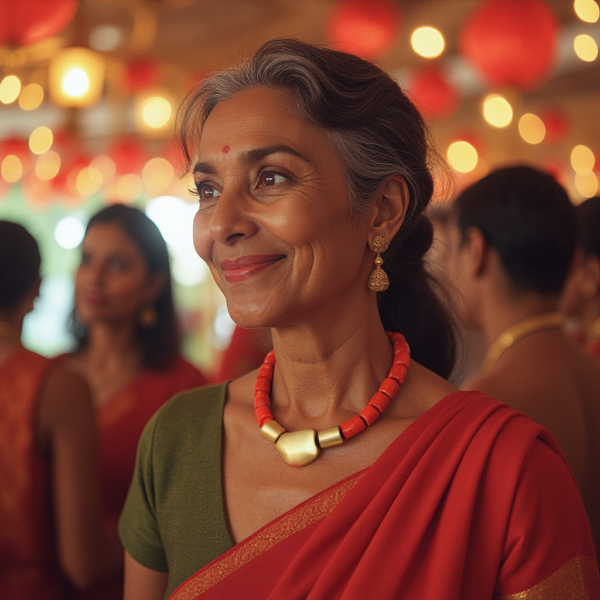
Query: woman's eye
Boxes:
[
  {"xmin": 196, "ymin": 183, "xmax": 222, "ymax": 202},
  {"xmin": 107, "ymin": 258, "xmax": 128, "ymax": 272},
  {"xmin": 258, "ymin": 171, "xmax": 288, "ymax": 188}
]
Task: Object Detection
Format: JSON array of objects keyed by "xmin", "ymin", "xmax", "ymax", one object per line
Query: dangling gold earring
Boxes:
[
  {"xmin": 368, "ymin": 235, "xmax": 389, "ymax": 292},
  {"xmin": 139, "ymin": 303, "xmax": 158, "ymax": 329}
]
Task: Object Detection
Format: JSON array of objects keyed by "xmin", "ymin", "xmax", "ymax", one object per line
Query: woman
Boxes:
[
  {"xmin": 119, "ymin": 40, "xmax": 599, "ymax": 599},
  {"xmin": 0, "ymin": 221, "xmax": 122, "ymax": 599},
  {"xmin": 63, "ymin": 204, "xmax": 207, "ymax": 599},
  {"xmin": 561, "ymin": 196, "xmax": 600, "ymax": 358}
]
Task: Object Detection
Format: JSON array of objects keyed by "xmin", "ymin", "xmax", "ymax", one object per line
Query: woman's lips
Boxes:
[
  {"xmin": 220, "ymin": 254, "xmax": 285, "ymax": 282},
  {"xmin": 79, "ymin": 294, "xmax": 107, "ymax": 308}
]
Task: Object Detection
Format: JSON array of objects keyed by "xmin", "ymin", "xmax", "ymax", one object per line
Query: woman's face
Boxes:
[
  {"xmin": 192, "ymin": 87, "xmax": 372, "ymax": 328},
  {"xmin": 75, "ymin": 222, "xmax": 156, "ymax": 326}
]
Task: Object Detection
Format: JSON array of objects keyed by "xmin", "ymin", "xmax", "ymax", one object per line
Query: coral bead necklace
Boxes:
[{"xmin": 255, "ymin": 332, "xmax": 411, "ymax": 467}]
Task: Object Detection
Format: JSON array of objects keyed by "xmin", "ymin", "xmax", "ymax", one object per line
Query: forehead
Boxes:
[
  {"xmin": 83, "ymin": 222, "xmax": 143, "ymax": 257},
  {"xmin": 198, "ymin": 87, "xmax": 329, "ymax": 157}
]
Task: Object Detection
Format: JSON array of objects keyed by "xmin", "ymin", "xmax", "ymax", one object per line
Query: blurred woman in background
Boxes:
[
  {"xmin": 561, "ymin": 196, "xmax": 600, "ymax": 358},
  {"xmin": 0, "ymin": 221, "xmax": 121, "ymax": 599},
  {"xmin": 63, "ymin": 204, "xmax": 207, "ymax": 599}
]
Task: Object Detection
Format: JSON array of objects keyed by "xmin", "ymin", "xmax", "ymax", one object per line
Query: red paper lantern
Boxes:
[
  {"xmin": 539, "ymin": 108, "xmax": 570, "ymax": 143},
  {"xmin": 0, "ymin": 0, "xmax": 79, "ymax": 47},
  {"xmin": 459, "ymin": 0, "xmax": 560, "ymax": 91},
  {"xmin": 109, "ymin": 138, "xmax": 148, "ymax": 175},
  {"xmin": 125, "ymin": 59, "xmax": 159, "ymax": 94},
  {"xmin": 408, "ymin": 66, "xmax": 459, "ymax": 120},
  {"xmin": 326, "ymin": 0, "xmax": 401, "ymax": 59}
]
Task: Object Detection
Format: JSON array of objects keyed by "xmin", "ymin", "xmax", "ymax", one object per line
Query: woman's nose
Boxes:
[{"xmin": 209, "ymin": 189, "xmax": 258, "ymax": 245}]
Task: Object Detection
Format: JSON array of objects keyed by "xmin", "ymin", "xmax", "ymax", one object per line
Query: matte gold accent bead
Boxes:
[
  {"xmin": 374, "ymin": 256, "xmax": 383, "ymax": 266},
  {"xmin": 275, "ymin": 429, "xmax": 320, "ymax": 467},
  {"xmin": 317, "ymin": 426, "xmax": 344, "ymax": 449},
  {"xmin": 260, "ymin": 420, "xmax": 286, "ymax": 443},
  {"xmin": 372, "ymin": 235, "xmax": 389, "ymax": 253}
]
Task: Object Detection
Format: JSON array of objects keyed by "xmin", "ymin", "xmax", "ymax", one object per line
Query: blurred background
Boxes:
[{"xmin": 0, "ymin": 0, "xmax": 598, "ymax": 374}]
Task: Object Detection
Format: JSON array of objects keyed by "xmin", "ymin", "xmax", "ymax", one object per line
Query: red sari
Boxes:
[
  {"xmin": 73, "ymin": 356, "xmax": 206, "ymax": 600},
  {"xmin": 0, "ymin": 350, "xmax": 65, "ymax": 600},
  {"xmin": 171, "ymin": 391, "xmax": 600, "ymax": 600}
]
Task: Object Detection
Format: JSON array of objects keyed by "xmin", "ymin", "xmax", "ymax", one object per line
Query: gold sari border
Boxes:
[
  {"xmin": 171, "ymin": 471, "xmax": 365, "ymax": 600},
  {"xmin": 497, "ymin": 555, "xmax": 600, "ymax": 600}
]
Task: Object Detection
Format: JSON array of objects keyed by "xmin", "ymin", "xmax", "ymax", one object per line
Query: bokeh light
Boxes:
[
  {"xmin": 411, "ymin": 26, "xmax": 445, "ymax": 58},
  {"xmin": 518, "ymin": 113, "xmax": 546, "ymax": 144},
  {"xmin": 575, "ymin": 172, "xmax": 599, "ymax": 198},
  {"xmin": 141, "ymin": 96, "xmax": 172, "ymax": 128},
  {"xmin": 63, "ymin": 68, "xmax": 90, "ymax": 97},
  {"xmin": 89, "ymin": 25, "xmax": 123, "ymax": 51},
  {"xmin": 75, "ymin": 166, "xmax": 103, "ymax": 196},
  {"xmin": 447, "ymin": 141, "xmax": 478, "ymax": 173},
  {"xmin": 483, "ymin": 94, "xmax": 513, "ymax": 128},
  {"xmin": 574, "ymin": 0, "xmax": 599, "ymax": 23},
  {"xmin": 54, "ymin": 216, "xmax": 86, "ymax": 250},
  {"xmin": 115, "ymin": 174, "xmax": 143, "ymax": 202},
  {"xmin": 90, "ymin": 154, "xmax": 116, "ymax": 184},
  {"xmin": 18, "ymin": 83, "xmax": 44, "ymax": 110},
  {"xmin": 35, "ymin": 151, "xmax": 61, "ymax": 180},
  {"xmin": 29, "ymin": 126, "xmax": 54, "ymax": 155},
  {"xmin": 142, "ymin": 157, "xmax": 175, "ymax": 192},
  {"xmin": 0, "ymin": 75, "xmax": 21, "ymax": 104},
  {"xmin": 574, "ymin": 34, "xmax": 599, "ymax": 61},
  {"xmin": 1, "ymin": 155, "xmax": 23, "ymax": 182},
  {"xmin": 571, "ymin": 145, "xmax": 596, "ymax": 174}
]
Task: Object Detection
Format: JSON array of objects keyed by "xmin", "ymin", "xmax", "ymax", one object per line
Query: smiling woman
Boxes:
[{"xmin": 118, "ymin": 40, "xmax": 600, "ymax": 600}]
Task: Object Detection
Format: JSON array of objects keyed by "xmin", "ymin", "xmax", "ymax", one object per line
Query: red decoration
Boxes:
[
  {"xmin": 109, "ymin": 138, "xmax": 148, "ymax": 175},
  {"xmin": 0, "ymin": 136, "xmax": 29, "ymax": 161},
  {"xmin": 326, "ymin": 0, "xmax": 401, "ymax": 59},
  {"xmin": 0, "ymin": 0, "xmax": 79, "ymax": 47},
  {"xmin": 408, "ymin": 66, "xmax": 459, "ymax": 120},
  {"xmin": 540, "ymin": 108, "xmax": 570, "ymax": 143},
  {"xmin": 124, "ymin": 59, "xmax": 159, "ymax": 94},
  {"xmin": 459, "ymin": 0, "xmax": 560, "ymax": 91}
]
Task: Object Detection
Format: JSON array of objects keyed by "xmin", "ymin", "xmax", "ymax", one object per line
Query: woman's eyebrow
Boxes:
[{"xmin": 193, "ymin": 144, "xmax": 308, "ymax": 175}]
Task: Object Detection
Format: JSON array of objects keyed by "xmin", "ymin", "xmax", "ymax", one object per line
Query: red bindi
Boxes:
[{"xmin": 222, "ymin": 145, "xmax": 230, "ymax": 154}]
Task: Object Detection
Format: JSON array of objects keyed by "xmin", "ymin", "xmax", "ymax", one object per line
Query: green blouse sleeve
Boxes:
[{"xmin": 119, "ymin": 409, "xmax": 168, "ymax": 572}]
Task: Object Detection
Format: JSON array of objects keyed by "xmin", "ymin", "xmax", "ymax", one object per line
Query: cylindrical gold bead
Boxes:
[
  {"xmin": 317, "ymin": 426, "xmax": 344, "ymax": 449},
  {"xmin": 261, "ymin": 420, "xmax": 286, "ymax": 443}
]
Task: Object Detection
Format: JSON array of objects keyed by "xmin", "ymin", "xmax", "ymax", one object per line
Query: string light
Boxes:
[
  {"xmin": 0, "ymin": 75, "xmax": 21, "ymax": 104},
  {"xmin": 141, "ymin": 96, "xmax": 172, "ymax": 128},
  {"xmin": 1, "ymin": 155, "xmax": 23, "ymax": 182},
  {"xmin": 75, "ymin": 166, "xmax": 103, "ymax": 196},
  {"xmin": 411, "ymin": 27, "xmax": 445, "ymax": 58},
  {"xmin": 574, "ymin": 34, "xmax": 598, "ymax": 61},
  {"xmin": 142, "ymin": 158, "xmax": 174, "ymax": 192},
  {"xmin": 518, "ymin": 114, "xmax": 546, "ymax": 144},
  {"xmin": 575, "ymin": 172, "xmax": 598, "ymax": 198},
  {"xmin": 574, "ymin": 0, "xmax": 599, "ymax": 23},
  {"xmin": 18, "ymin": 83, "xmax": 44, "ymax": 110},
  {"xmin": 29, "ymin": 127, "xmax": 54, "ymax": 155},
  {"xmin": 483, "ymin": 94, "xmax": 513, "ymax": 128},
  {"xmin": 35, "ymin": 151, "xmax": 61, "ymax": 180},
  {"xmin": 447, "ymin": 141, "xmax": 478, "ymax": 173},
  {"xmin": 571, "ymin": 145, "xmax": 596, "ymax": 174}
]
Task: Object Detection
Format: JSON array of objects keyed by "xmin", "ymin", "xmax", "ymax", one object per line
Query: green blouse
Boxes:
[{"xmin": 118, "ymin": 383, "xmax": 234, "ymax": 598}]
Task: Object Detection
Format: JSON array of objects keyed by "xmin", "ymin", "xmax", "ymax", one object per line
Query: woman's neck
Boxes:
[{"xmin": 0, "ymin": 316, "xmax": 24, "ymax": 365}]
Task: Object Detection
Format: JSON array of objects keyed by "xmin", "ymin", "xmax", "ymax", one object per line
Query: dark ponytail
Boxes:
[{"xmin": 177, "ymin": 38, "xmax": 457, "ymax": 378}]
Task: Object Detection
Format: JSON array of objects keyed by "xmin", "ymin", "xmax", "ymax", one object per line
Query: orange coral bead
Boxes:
[
  {"xmin": 254, "ymin": 390, "xmax": 271, "ymax": 408},
  {"xmin": 340, "ymin": 416, "xmax": 367, "ymax": 439},
  {"xmin": 379, "ymin": 377, "xmax": 400, "ymax": 399},
  {"xmin": 255, "ymin": 405, "xmax": 273, "ymax": 427},
  {"xmin": 359, "ymin": 404, "xmax": 380, "ymax": 426},
  {"xmin": 393, "ymin": 351, "xmax": 410, "ymax": 366},
  {"xmin": 388, "ymin": 364, "xmax": 408, "ymax": 384},
  {"xmin": 369, "ymin": 391, "xmax": 391, "ymax": 413},
  {"xmin": 258, "ymin": 363, "xmax": 274, "ymax": 379},
  {"xmin": 255, "ymin": 376, "xmax": 271, "ymax": 393},
  {"xmin": 263, "ymin": 350, "xmax": 276, "ymax": 365}
]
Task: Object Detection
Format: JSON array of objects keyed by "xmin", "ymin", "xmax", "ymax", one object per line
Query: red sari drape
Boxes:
[
  {"xmin": 171, "ymin": 391, "xmax": 600, "ymax": 600},
  {"xmin": 0, "ymin": 350, "xmax": 66, "ymax": 600},
  {"xmin": 72, "ymin": 356, "xmax": 206, "ymax": 600}
]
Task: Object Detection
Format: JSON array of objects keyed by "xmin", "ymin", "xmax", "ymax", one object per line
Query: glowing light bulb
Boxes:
[
  {"xmin": 574, "ymin": 0, "xmax": 599, "ymax": 23},
  {"xmin": 571, "ymin": 145, "xmax": 596, "ymax": 174},
  {"xmin": 574, "ymin": 34, "xmax": 598, "ymax": 61},
  {"xmin": 447, "ymin": 141, "xmax": 478, "ymax": 173},
  {"xmin": 29, "ymin": 126, "xmax": 54, "ymax": 155},
  {"xmin": 1, "ymin": 155, "xmax": 23, "ymax": 182},
  {"xmin": 482, "ymin": 94, "xmax": 513, "ymax": 128},
  {"xmin": 63, "ymin": 68, "xmax": 90, "ymax": 97},
  {"xmin": 411, "ymin": 27, "xmax": 445, "ymax": 58},
  {"xmin": 518, "ymin": 113, "xmax": 545, "ymax": 144},
  {"xmin": 19, "ymin": 83, "xmax": 44, "ymax": 110},
  {"xmin": 0, "ymin": 75, "xmax": 21, "ymax": 104},
  {"xmin": 141, "ymin": 97, "xmax": 172, "ymax": 128}
]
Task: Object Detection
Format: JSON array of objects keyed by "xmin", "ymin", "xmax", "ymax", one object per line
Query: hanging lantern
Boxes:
[
  {"xmin": 459, "ymin": 0, "xmax": 560, "ymax": 91},
  {"xmin": 124, "ymin": 58, "xmax": 159, "ymax": 94},
  {"xmin": 408, "ymin": 65, "xmax": 459, "ymax": 120},
  {"xmin": 539, "ymin": 108, "xmax": 571, "ymax": 143},
  {"xmin": 326, "ymin": 0, "xmax": 401, "ymax": 59},
  {"xmin": 49, "ymin": 46, "xmax": 105, "ymax": 107},
  {"xmin": 0, "ymin": 0, "xmax": 79, "ymax": 46}
]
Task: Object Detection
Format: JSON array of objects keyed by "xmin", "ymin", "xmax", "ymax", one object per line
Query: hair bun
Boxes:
[{"xmin": 397, "ymin": 214, "xmax": 433, "ymax": 267}]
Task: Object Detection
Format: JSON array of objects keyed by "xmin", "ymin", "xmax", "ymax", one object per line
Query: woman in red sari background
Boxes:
[
  {"xmin": 561, "ymin": 196, "xmax": 600, "ymax": 359},
  {"xmin": 0, "ymin": 221, "xmax": 122, "ymax": 599},
  {"xmin": 63, "ymin": 205, "xmax": 207, "ymax": 599},
  {"xmin": 119, "ymin": 40, "xmax": 600, "ymax": 599}
]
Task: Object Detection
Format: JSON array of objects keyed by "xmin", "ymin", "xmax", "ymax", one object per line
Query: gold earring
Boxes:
[
  {"xmin": 139, "ymin": 303, "xmax": 158, "ymax": 329},
  {"xmin": 368, "ymin": 235, "xmax": 389, "ymax": 292}
]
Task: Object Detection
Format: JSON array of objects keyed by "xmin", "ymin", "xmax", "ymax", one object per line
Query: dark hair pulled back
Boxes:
[
  {"xmin": 72, "ymin": 204, "xmax": 180, "ymax": 369},
  {"xmin": 176, "ymin": 38, "xmax": 456, "ymax": 378},
  {"xmin": 0, "ymin": 220, "xmax": 41, "ymax": 311},
  {"xmin": 576, "ymin": 196, "xmax": 600, "ymax": 258}
]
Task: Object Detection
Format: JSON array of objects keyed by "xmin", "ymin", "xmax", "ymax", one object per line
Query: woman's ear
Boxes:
[
  {"xmin": 463, "ymin": 227, "xmax": 489, "ymax": 279},
  {"xmin": 368, "ymin": 175, "xmax": 409, "ymax": 242}
]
